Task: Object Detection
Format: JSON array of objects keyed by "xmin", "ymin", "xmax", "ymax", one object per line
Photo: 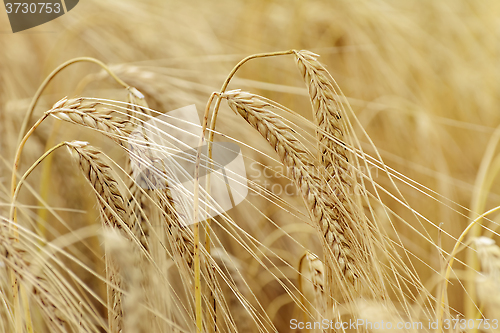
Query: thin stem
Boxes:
[
  {"xmin": 193, "ymin": 223, "xmax": 202, "ymax": 333},
  {"xmin": 17, "ymin": 57, "xmax": 129, "ymax": 147},
  {"xmin": 9, "ymin": 118, "xmax": 59, "ymax": 333},
  {"xmin": 205, "ymin": 50, "xmax": 294, "ymax": 247},
  {"xmin": 10, "ymin": 142, "xmax": 67, "ymax": 223},
  {"xmin": 20, "ymin": 287, "xmax": 34, "ymax": 333},
  {"xmin": 202, "ymin": 93, "xmax": 218, "ymax": 333},
  {"xmin": 195, "ymin": 51, "xmax": 293, "ymax": 332},
  {"xmin": 36, "ymin": 121, "xmax": 63, "ymax": 239},
  {"xmin": 193, "ymin": 92, "xmax": 218, "ymax": 333},
  {"xmin": 9, "ymin": 139, "xmax": 66, "ymax": 333},
  {"xmin": 201, "ymin": 93, "xmax": 217, "ymax": 253},
  {"xmin": 207, "ymin": 50, "xmax": 294, "ymax": 147},
  {"xmin": 11, "ymin": 114, "xmax": 50, "ymax": 229}
]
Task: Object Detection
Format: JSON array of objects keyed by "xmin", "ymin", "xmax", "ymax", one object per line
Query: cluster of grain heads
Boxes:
[
  {"xmin": 53, "ymin": 96, "xmax": 223, "ymax": 332},
  {"xmin": 5, "ymin": 48, "xmax": 442, "ymax": 333},
  {"xmin": 54, "ymin": 91, "xmax": 198, "ymax": 330},
  {"xmin": 48, "ymin": 97, "xmax": 153, "ymax": 249}
]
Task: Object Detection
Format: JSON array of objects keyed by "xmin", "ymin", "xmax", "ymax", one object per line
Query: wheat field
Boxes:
[{"xmin": 1, "ymin": 0, "xmax": 500, "ymax": 332}]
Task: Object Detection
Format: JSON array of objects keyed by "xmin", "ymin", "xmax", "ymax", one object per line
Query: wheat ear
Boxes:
[
  {"xmin": 47, "ymin": 95, "xmax": 154, "ymax": 250},
  {"xmin": 294, "ymin": 51, "xmax": 386, "ymax": 301},
  {"xmin": 67, "ymin": 141, "xmax": 129, "ymax": 333},
  {"xmin": 67, "ymin": 142, "xmax": 127, "ymax": 229},
  {"xmin": 223, "ymin": 91, "xmax": 368, "ymax": 302},
  {"xmin": 293, "ymin": 50, "xmax": 354, "ymax": 198},
  {"xmin": 298, "ymin": 251, "xmax": 325, "ymax": 328},
  {"xmin": 46, "ymin": 97, "xmax": 133, "ymax": 145}
]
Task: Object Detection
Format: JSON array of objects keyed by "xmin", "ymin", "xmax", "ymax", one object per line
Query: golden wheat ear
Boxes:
[
  {"xmin": 294, "ymin": 50, "xmax": 391, "ymax": 300},
  {"xmin": 67, "ymin": 141, "xmax": 131, "ymax": 333},
  {"xmin": 47, "ymin": 97, "xmax": 134, "ymax": 145},
  {"xmin": 222, "ymin": 90, "xmax": 375, "ymax": 306},
  {"xmin": 298, "ymin": 251, "xmax": 325, "ymax": 328},
  {"xmin": 293, "ymin": 50, "xmax": 354, "ymax": 200}
]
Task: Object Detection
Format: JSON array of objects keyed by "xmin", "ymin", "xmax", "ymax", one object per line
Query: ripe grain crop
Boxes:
[{"xmin": 2, "ymin": 1, "xmax": 500, "ymax": 332}]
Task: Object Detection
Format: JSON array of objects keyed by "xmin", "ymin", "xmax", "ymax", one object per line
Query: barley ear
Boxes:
[
  {"xmin": 223, "ymin": 91, "xmax": 372, "ymax": 306},
  {"xmin": 47, "ymin": 97, "xmax": 134, "ymax": 146},
  {"xmin": 298, "ymin": 251, "xmax": 325, "ymax": 330},
  {"xmin": 294, "ymin": 51, "xmax": 386, "ymax": 300},
  {"xmin": 67, "ymin": 141, "xmax": 130, "ymax": 333}
]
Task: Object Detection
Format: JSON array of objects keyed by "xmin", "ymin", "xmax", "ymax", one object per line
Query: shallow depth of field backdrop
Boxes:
[{"xmin": 1, "ymin": 0, "xmax": 500, "ymax": 332}]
